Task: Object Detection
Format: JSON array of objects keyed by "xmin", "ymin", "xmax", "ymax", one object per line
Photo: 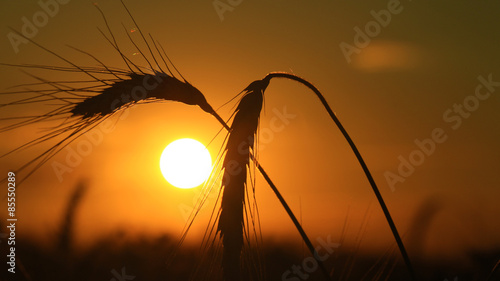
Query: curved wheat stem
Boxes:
[{"xmin": 264, "ymin": 72, "xmax": 417, "ymax": 281}]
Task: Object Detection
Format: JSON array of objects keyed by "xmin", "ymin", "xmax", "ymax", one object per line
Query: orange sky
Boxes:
[{"xmin": 0, "ymin": 0, "xmax": 499, "ymax": 264}]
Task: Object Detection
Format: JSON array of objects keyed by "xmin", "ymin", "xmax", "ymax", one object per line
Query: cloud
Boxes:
[{"xmin": 352, "ymin": 40, "xmax": 425, "ymax": 72}]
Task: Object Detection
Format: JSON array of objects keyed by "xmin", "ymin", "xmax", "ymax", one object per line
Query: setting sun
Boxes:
[{"xmin": 159, "ymin": 138, "xmax": 212, "ymax": 189}]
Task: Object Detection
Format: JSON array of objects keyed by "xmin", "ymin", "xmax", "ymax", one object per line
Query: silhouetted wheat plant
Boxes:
[
  {"xmin": 0, "ymin": 1, "xmax": 417, "ymax": 281},
  {"xmin": 217, "ymin": 77, "xmax": 268, "ymax": 281},
  {"xmin": 1, "ymin": 2, "xmax": 319, "ymax": 280}
]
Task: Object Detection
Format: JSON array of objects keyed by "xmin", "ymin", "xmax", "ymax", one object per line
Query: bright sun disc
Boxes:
[{"xmin": 160, "ymin": 138, "xmax": 212, "ymax": 189}]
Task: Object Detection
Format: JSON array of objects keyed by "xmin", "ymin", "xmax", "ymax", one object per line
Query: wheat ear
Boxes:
[{"xmin": 217, "ymin": 78, "xmax": 270, "ymax": 281}]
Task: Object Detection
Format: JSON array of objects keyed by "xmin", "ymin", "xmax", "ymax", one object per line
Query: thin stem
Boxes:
[
  {"xmin": 255, "ymin": 161, "xmax": 332, "ymax": 281},
  {"xmin": 265, "ymin": 72, "xmax": 417, "ymax": 281},
  {"xmin": 486, "ymin": 259, "xmax": 500, "ymax": 281},
  {"xmin": 210, "ymin": 109, "xmax": 332, "ymax": 281}
]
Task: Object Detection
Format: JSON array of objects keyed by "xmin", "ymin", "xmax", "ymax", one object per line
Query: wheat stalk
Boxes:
[
  {"xmin": 263, "ymin": 72, "xmax": 416, "ymax": 281},
  {"xmin": 216, "ymin": 78, "xmax": 270, "ymax": 281},
  {"xmin": 1, "ymin": 2, "xmax": 411, "ymax": 280},
  {"xmin": 486, "ymin": 259, "xmax": 500, "ymax": 281},
  {"xmin": 58, "ymin": 180, "xmax": 88, "ymax": 254},
  {"xmin": 0, "ymin": 5, "xmax": 322, "ymax": 280}
]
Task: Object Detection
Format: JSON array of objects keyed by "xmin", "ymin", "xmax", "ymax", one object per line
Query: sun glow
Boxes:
[{"xmin": 160, "ymin": 138, "xmax": 212, "ymax": 189}]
